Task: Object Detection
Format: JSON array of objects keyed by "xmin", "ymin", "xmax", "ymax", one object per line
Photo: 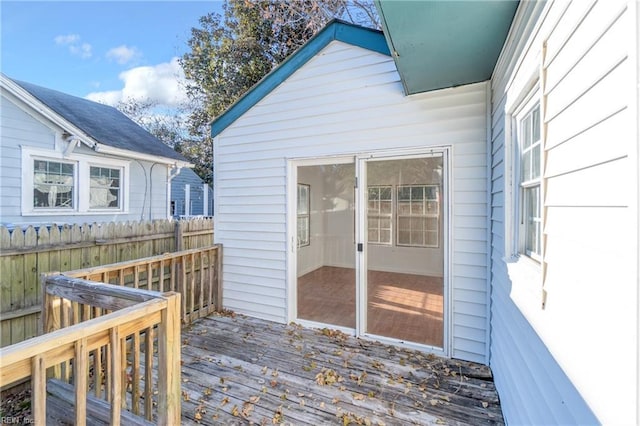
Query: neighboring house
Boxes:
[
  {"xmin": 211, "ymin": 2, "xmax": 639, "ymax": 425},
  {"xmin": 0, "ymin": 75, "xmax": 192, "ymax": 227},
  {"xmin": 170, "ymin": 167, "xmax": 213, "ymax": 217}
]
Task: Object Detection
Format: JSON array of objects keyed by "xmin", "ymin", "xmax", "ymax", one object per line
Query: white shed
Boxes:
[
  {"xmin": 212, "ymin": 2, "xmax": 640, "ymax": 424},
  {"xmin": 212, "ymin": 21, "xmax": 491, "ymax": 363}
]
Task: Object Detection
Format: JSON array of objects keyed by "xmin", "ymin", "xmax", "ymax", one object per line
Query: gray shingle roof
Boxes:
[{"xmin": 13, "ymin": 79, "xmax": 188, "ymax": 163}]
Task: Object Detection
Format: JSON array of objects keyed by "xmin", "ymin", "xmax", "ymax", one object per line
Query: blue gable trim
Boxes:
[{"xmin": 211, "ymin": 20, "xmax": 390, "ymax": 137}]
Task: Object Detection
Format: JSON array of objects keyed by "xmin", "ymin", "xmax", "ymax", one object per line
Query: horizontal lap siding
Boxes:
[
  {"xmin": 1, "ymin": 94, "xmax": 55, "ymax": 221},
  {"xmin": 1, "ymin": 93, "xmax": 171, "ymax": 225},
  {"xmin": 215, "ymin": 41, "xmax": 489, "ymax": 362},
  {"xmin": 490, "ymin": 1, "xmax": 637, "ymax": 424}
]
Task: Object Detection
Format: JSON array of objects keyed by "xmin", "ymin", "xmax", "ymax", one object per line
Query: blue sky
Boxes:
[{"xmin": 1, "ymin": 1, "xmax": 223, "ymax": 107}]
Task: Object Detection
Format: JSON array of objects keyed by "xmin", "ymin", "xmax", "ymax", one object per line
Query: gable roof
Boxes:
[
  {"xmin": 211, "ymin": 20, "xmax": 390, "ymax": 138},
  {"xmin": 375, "ymin": 0, "xmax": 519, "ymax": 95},
  {"xmin": 2, "ymin": 75, "xmax": 190, "ymax": 165}
]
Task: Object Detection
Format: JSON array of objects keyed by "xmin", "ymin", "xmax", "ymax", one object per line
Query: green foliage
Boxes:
[{"xmin": 180, "ymin": 0, "xmax": 379, "ymax": 134}]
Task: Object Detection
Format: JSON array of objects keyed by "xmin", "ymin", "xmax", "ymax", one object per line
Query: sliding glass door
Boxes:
[
  {"xmin": 296, "ymin": 161, "xmax": 356, "ymax": 329},
  {"xmin": 363, "ymin": 155, "xmax": 444, "ymax": 347},
  {"xmin": 293, "ymin": 151, "xmax": 446, "ymax": 349}
]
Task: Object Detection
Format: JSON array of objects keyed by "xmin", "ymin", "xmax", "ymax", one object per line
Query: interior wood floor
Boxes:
[{"xmin": 297, "ymin": 266, "xmax": 443, "ymax": 347}]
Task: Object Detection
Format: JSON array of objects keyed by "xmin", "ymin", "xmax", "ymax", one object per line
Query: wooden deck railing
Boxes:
[
  {"xmin": 59, "ymin": 244, "xmax": 222, "ymax": 327},
  {"xmin": 0, "ymin": 275, "xmax": 181, "ymax": 425}
]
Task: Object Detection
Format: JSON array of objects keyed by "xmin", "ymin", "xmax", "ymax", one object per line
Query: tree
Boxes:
[
  {"xmin": 116, "ymin": 98, "xmax": 214, "ymax": 184},
  {"xmin": 180, "ymin": 0, "xmax": 379, "ymax": 135},
  {"xmin": 175, "ymin": 0, "xmax": 379, "ymax": 184}
]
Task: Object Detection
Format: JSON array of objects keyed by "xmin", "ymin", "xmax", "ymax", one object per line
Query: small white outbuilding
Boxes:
[{"xmin": 212, "ymin": 2, "xmax": 640, "ymax": 424}]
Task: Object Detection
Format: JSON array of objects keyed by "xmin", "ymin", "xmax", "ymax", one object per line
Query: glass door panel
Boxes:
[
  {"xmin": 296, "ymin": 162, "xmax": 356, "ymax": 328},
  {"xmin": 365, "ymin": 156, "xmax": 444, "ymax": 347}
]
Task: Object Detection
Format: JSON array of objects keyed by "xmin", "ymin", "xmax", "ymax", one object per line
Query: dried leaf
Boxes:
[
  {"xmin": 249, "ymin": 396, "xmax": 261, "ymax": 403},
  {"xmin": 242, "ymin": 402, "xmax": 254, "ymax": 418},
  {"xmin": 429, "ymin": 399, "xmax": 439, "ymax": 406},
  {"xmin": 482, "ymin": 401, "xmax": 489, "ymax": 408},
  {"xmin": 231, "ymin": 405, "xmax": 240, "ymax": 417},
  {"xmin": 220, "ymin": 396, "xmax": 230, "ymax": 407}
]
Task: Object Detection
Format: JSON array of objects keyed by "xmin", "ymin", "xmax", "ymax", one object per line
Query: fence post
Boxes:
[
  {"xmin": 158, "ymin": 292, "xmax": 181, "ymax": 425},
  {"xmin": 174, "ymin": 221, "xmax": 183, "ymax": 252},
  {"xmin": 215, "ymin": 244, "xmax": 223, "ymax": 312}
]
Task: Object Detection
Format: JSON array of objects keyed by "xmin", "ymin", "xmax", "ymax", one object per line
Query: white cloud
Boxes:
[
  {"xmin": 86, "ymin": 57, "xmax": 187, "ymax": 108},
  {"xmin": 54, "ymin": 34, "xmax": 92, "ymax": 58},
  {"xmin": 54, "ymin": 34, "xmax": 80, "ymax": 45},
  {"xmin": 106, "ymin": 45, "xmax": 140, "ymax": 65}
]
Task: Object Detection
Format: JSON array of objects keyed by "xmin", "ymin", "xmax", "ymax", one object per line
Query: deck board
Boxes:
[{"xmin": 179, "ymin": 313, "xmax": 503, "ymax": 425}]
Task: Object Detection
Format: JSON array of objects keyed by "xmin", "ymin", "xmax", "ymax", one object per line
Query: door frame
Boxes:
[{"xmin": 287, "ymin": 147, "xmax": 452, "ymax": 356}]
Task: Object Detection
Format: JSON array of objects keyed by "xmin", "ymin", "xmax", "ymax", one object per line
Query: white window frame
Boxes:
[
  {"xmin": 396, "ymin": 184, "xmax": 440, "ymax": 248},
  {"xmin": 88, "ymin": 164, "xmax": 124, "ymax": 211},
  {"xmin": 367, "ymin": 185, "xmax": 393, "ymax": 245},
  {"xmin": 503, "ymin": 79, "xmax": 543, "ymax": 308},
  {"xmin": 517, "ymin": 101, "xmax": 542, "ymax": 261},
  {"xmin": 31, "ymin": 157, "xmax": 77, "ymax": 210},
  {"xmin": 22, "ymin": 147, "xmax": 130, "ymax": 216}
]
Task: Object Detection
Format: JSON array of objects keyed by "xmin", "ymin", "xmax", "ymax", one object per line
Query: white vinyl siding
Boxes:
[
  {"xmin": 489, "ymin": 1, "xmax": 638, "ymax": 424},
  {"xmin": 0, "ymin": 92, "xmax": 171, "ymax": 225},
  {"xmin": 214, "ymin": 41, "xmax": 490, "ymax": 363}
]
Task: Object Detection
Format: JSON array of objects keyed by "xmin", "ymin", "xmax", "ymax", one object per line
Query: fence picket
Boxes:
[{"xmin": 0, "ymin": 218, "xmax": 213, "ymax": 347}]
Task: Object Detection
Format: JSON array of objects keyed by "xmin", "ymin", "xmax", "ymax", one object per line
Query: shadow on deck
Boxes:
[{"xmin": 179, "ymin": 313, "xmax": 503, "ymax": 425}]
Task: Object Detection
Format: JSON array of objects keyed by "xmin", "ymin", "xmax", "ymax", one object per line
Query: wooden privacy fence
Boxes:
[
  {"xmin": 0, "ymin": 275, "xmax": 181, "ymax": 425},
  {"xmin": 0, "ymin": 217, "xmax": 213, "ymax": 347}
]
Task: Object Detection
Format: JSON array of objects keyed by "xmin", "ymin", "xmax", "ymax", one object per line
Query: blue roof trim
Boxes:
[{"xmin": 211, "ymin": 20, "xmax": 389, "ymax": 137}]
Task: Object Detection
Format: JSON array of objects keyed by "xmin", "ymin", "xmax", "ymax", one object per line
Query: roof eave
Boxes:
[
  {"xmin": 1, "ymin": 73, "xmax": 100, "ymax": 150},
  {"xmin": 374, "ymin": 1, "xmax": 519, "ymax": 96},
  {"xmin": 93, "ymin": 142, "xmax": 193, "ymax": 167}
]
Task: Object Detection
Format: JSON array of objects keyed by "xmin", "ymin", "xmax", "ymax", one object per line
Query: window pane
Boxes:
[
  {"xmin": 522, "ymin": 115, "xmax": 532, "ymax": 149},
  {"xmin": 426, "ymin": 200, "xmax": 438, "ymax": 215},
  {"xmin": 411, "ymin": 186, "xmax": 423, "ymax": 200},
  {"xmin": 524, "ymin": 186, "xmax": 541, "ymax": 256},
  {"xmin": 425, "ymin": 186, "xmax": 438, "ymax": 200},
  {"xmin": 397, "ymin": 187, "xmax": 410, "ymax": 201},
  {"xmin": 33, "ymin": 160, "xmax": 74, "ymax": 208},
  {"xmin": 521, "ymin": 150, "xmax": 531, "ymax": 181},
  {"xmin": 532, "ymin": 143, "xmax": 541, "ymax": 180},
  {"xmin": 411, "ymin": 201, "xmax": 423, "ymax": 214},
  {"xmin": 380, "ymin": 187, "xmax": 392, "ymax": 200},
  {"xmin": 532, "ymin": 107, "xmax": 540, "ymax": 142},
  {"xmin": 397, "ymin": 201, "xmax": 410, "ymax": 215},
  {"xmin": 90, "ymin": 166, "xmax": 121, "ymax": 208}
]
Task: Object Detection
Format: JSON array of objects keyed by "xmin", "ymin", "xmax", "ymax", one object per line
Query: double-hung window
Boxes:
[
  {"xmin": 22, "ymin": 147, "xmax": 129, "ymax": 215},
  {"xmin": 33, "ymin": 159, "xmax": 75, "ymax": 209},
  {"xmin": 367, "ymin": 186, "xmax": 392, "ymax": 245},
  {"xmin": 90, "ymin": 166, "xmax": 122, "ymax": 209},
  {"xmin": 397, "ymin": 185, "xmax": 439, "ymax": 247},
  {"xmin": 518, "ymin": 103, "xmax": 542, "ymax": 260}
]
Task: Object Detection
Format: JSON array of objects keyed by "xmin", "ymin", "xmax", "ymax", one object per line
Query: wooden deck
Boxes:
[{"xmin": 179, "ymin": 313, "xmax": 503, "ymax": 425}]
